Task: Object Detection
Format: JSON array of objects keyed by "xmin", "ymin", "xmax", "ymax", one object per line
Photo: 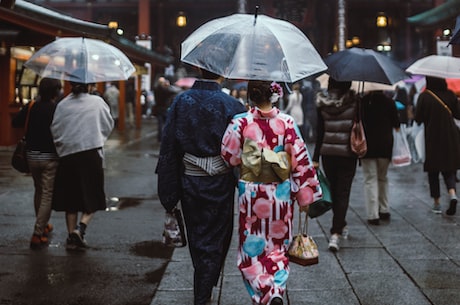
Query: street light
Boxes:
[
  {"xmin": 376, "ymin": 12, "xmax": 387, "ymax": 28},
  {"xmin": 176, "ymin": 11, "xmax": 187, "ymax": 27}
]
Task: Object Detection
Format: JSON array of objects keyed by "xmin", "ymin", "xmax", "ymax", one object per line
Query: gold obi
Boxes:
[{"xmin": 241, "ymin": 139, "xmax": 291, "ymax": 183}]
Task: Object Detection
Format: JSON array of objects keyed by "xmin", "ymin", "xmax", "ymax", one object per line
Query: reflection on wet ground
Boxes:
[{"xmin": 130, "ymin": 240, "xmax": 173, "ymax": 259}]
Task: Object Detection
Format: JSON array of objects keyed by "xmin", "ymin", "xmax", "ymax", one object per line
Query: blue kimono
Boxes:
[{"xmin": 156, "ymin": 79, "xmax": 246, "ymax": 305}]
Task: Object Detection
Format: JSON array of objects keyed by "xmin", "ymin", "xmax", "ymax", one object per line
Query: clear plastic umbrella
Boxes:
[
  {"xmin": 181, "ymin": 12, "xmax": 327, "ymax": 83},
  {"xmin": 405, "ymin": 55, "xmax": 460, "ymax": 79},
  {"xmin": 24, "ymin": 37, "xmax": 136, "ymax": 83}
]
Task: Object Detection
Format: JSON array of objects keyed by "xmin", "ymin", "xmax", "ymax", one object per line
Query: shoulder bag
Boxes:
[
  {"xmin": 11, "ymin": 101, "xmax": 35, "ymax": 173},
  {"xmin": 350, "ymin": 99, "xmax": 367, "ymax": 158}
]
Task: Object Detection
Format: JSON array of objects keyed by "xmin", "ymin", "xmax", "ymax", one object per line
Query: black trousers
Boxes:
[
  {"xmin": 181, "ymin": 173, "xmax": 236, "ymax": 305},
  {"xmin": 322, "ymin": 155, "xmax": 357, "ymax": 235},
  {"xmin": 428, "ymin": 171, "xmax": 457, "ymax": 199}
]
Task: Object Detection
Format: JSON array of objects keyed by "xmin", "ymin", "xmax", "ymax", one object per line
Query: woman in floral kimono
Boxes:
[{"xmin": 221, "ymin": 80, "xmax": 321, "ymax": 305}]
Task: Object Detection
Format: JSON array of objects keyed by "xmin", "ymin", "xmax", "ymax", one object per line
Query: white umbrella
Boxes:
[
  {"xmin": 405, "ymin": 55, "xmax": 460, "ymax": 79},
  {"xmin": 25, "ymin": 37, "xmax": 136, "ymax": 83},
  {"xmin": 181, "ymin": 13, "xmax": 327, "ymax": 83}
]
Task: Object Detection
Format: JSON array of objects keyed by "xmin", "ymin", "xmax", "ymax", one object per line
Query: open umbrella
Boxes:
[
  {"xmin": 316, "ymin": 73, "xmax": 396, "ymax": 93},
  {"xmin": 181, "ymin": 12, "xmax": 327, "ymax": 83},
  {"xmin": 324, "ymin": 48, "xmax": 408, "ymax": 86},
  {"xmin": 24, "ymin": 37, "xmax": 136, "ymax": 83},
  {"xmin": 405, "ymin": 55, "xmax": 460, "ymax": 79},
  {"xmin": 449, "ymin": 15, "xmax": 460, "ymax": 45}
]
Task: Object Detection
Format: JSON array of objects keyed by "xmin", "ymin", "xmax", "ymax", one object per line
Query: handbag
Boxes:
[
  {"xmin": 350, "ymin": 100, "xmax": 367, "ymax": 158},
  {"xmin": 11, "ymin": 100, "xmax": 35, "ymax": 173},
  {"xmin": 162, "ymin": 207, "xmax": 187, "ymax": 247},
  {"xmin": 288, "ymin": 209, "xmax": 319, "ymax": 266},
  {"xmin": 308, "ymin": 168, "xmax": 333, "ymax": 218}
]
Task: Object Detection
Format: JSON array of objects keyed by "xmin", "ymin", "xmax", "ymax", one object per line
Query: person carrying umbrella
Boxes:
[
  {"xmin": 313, "ymin": 78, "xmax": 361, "ymax": 252},
  {"xmin": 155, "ymin": 62, "xmax": 247, "ymax": 305},
  {"xmin": 414, "ymin": 76, "xmax": 460, "ymax": 215},
  {"xmin": 51, "ymin": 70, "xmax": 114, "ymax": 250}
]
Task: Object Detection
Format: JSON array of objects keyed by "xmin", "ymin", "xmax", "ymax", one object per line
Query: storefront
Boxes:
[{"xmin": 0, "ymin": 0, "xmax": 173, "ymax": 147}]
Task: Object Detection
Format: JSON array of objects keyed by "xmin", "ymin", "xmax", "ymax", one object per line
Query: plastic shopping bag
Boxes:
[{"xmin": 392, "ymin": 128, "xmax": 412, "ymax": 167}]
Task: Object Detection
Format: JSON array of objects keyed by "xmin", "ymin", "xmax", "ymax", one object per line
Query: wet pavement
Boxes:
[
  {"xmin": 1, "ymin": 118, "xmax": 459, "ymax": 305},
  {"xmin": 0, "ymin": 119, "xmax": 171, "ymax": 305},
  {"xmin": 151, "ymin": 150, "xmax": 460, "ymax": 305}
]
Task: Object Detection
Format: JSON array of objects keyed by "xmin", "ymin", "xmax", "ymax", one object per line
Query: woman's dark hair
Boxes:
[
  {"xmin": 200, "ymin": 68, "xmax": 221, "ymax": 80},
  {"xmin": 39, "ymin": 78, "xmax": 62, "ymax": 101},
  {"xmin": 328, "ymin": 77, "xmax": 352, "ymax": 96},
  {"xmin": 70, "ymin": 82, "xmax": 89, "ymax": 95},
  {"xmin": 247, "ymin": 80, "xmax": 272, "ymax": 105},
  {"xmin": 426, "ymin": 76, "xmax": 448, "ymax": 91}
]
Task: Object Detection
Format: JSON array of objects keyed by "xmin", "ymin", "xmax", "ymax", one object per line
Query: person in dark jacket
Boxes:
[
  {"xmin": 415, "ymin": 76, "xmax": 460, "ymax": 215},
  {"xmin": 12, "ymin": 78, "xmax": 62, "ymax": 249},
  {"xmin": 155, "ymin": 68, "xmax": 246, "ymax": 305},
  {"xmin": 313, "ymin": 78, "xmax": 360, "ymax": 252},
  {"xmin": 361, "ymin": 90, "xmax": 400, "ymax": 225}
]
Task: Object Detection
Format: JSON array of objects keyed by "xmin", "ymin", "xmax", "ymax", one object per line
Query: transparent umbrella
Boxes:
[
  {"xmin": 405, "ymin": 55, "xmax": 460, "ymax": 79},
  {"xmin": 181, "ymin": 12, "xmax": 327, "ymax": 83},
  {"xmin": 24, "ymin": 37, "xmax": 136, "ymax": 83}
]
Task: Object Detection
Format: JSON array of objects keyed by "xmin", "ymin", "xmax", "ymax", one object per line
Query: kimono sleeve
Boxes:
[{"xmin": 155, "ymin": 102, "xmax": 183, "ymax": 212}]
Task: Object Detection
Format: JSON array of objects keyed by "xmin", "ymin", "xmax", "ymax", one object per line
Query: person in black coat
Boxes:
[
  {"xmin": 361, "ymin": 90, "xmax": 400, "ymax": 225},
  {"xmin": 415, "ymin": 76, "xmax": 460, "ymax": 215},
  {"xmin": 12, "ymin": 78, "xmax": 62, "ymax": 249}
]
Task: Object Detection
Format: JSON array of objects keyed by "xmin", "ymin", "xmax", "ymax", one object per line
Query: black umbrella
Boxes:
[
  {"xmin": 324, "ymin": 48, "xmax": 408, "ymax": 86},
  {"xmin": 449, "ymin": 15, "xmax": 460, "ymax": 45}
]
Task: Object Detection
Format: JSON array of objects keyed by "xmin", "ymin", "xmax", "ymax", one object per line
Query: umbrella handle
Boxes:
[{"xmin": 254, "ymin": 5, "xmax": 259, "ymax": 25}]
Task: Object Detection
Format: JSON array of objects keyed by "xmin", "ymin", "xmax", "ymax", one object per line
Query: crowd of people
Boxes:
[{"xmin": 12, "ymin": 62, "xmax": 460, "ymax": 305}]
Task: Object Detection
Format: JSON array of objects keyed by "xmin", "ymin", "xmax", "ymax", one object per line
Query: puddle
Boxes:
[
  {"xmin": 106, "ymin": 197, "xmax": 143, "ymax": 211},
  {"xmin": 130, "ymin": 240, "xmax": 174, "ymax": 259}
]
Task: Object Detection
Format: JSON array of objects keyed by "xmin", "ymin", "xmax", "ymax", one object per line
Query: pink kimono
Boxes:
[{"xmin": 221, "ymin": 107, "xmax": 321, "ymax": 305}]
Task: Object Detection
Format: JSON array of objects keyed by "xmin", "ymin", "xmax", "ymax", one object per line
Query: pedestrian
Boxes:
[
  {"xmin": 155, "ymin": 68, "xmax": 246, "ymax": 305},
  {"xmin": 221, "ymin": 80, "xmax": 321, "ymax": 305},
  {"xmin": 360, "ymin": 90, "xmax": 400, "ymax": 225},
  {"xmin": 284, "ymin": 82, "xmax": 305, "ymax": 139},
  {"xmin": 51, "ymin": 73, "xmax": 114, "ymax": 250},
  {"xmin": 12, "ymin": 78, "xmax": 62, "ymax": 249},
  {"xmin": 103, "ymin": 82, "xmax": 120, "ymax": 125},
  {"xmin": 313, "ymin": 77, "xmax": 360, "ymax": 252},
  {"xmin": 153, "ymin": 76, "xmax": 178, "ymax": 142},
  {"xmin": 414, "ymin": 76, "xmax": 460, "ymax": 215}
]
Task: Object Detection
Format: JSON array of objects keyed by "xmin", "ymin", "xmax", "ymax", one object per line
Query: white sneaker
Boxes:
[
  {"xmin": 328, "ymin": 233, "xmax": 340, "ymax": 252},
  {"xmin": 342, "ymin": 227, "xmax": 349, "ymax": 240}
]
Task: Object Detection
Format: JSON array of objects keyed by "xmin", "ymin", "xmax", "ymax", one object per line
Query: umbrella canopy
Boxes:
[
  {"xmin": 449, "ymin": 15, "xmax": 460, "ymax": 45},
  {"xmin": 405, "ymin": 55, "xmax": 460, "ymax": 79},
  {"xmin": 24, "ymin": 37, "xmax": 136, "ymax": 83},
  {"xmin": 324, "ymin": 48, "xmax": 408, "ymax": 85},
  {"xmin": 181, "ymin": 13, "xmax": 327, "ymax": 83},
  {"xmin": 316, "ymin": 73, "xmax": 396, "ymax": 93}
]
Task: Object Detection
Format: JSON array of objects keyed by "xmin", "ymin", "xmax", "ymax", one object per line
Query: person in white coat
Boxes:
[{"xmin": 51, "ymin": 75, "xmax": 114, "ymax": 251}]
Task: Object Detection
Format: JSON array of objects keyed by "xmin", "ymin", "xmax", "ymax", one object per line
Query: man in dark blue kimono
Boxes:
[{"xmin": 156, "ymin": 68, "xmax": 246, "ymax": 305}]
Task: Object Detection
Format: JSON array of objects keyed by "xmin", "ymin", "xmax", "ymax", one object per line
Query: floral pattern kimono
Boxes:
[{"xmin": 221, "ymin": 107, "xmax": 321, "ymax": 305}]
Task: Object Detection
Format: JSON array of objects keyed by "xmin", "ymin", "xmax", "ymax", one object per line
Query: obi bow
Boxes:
[{"xmin": 241, "ymin": 139, "xmax": 291, "ymax": 183}]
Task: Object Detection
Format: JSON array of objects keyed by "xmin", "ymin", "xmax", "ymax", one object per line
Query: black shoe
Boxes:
[
  {"xmin": 379, "ymin": 212, "xmax": 391, "ymax": 220},
  {"xmin": 270, "ymin": 297, "xmax": 283, "ymax": 305},
  {"xmin": 367, "ymin": 219, "xmax": 380, "ymax": 225},
  {"xmin": 446, "ymin": 198, "xmax": 457, "ymax": 216}
]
